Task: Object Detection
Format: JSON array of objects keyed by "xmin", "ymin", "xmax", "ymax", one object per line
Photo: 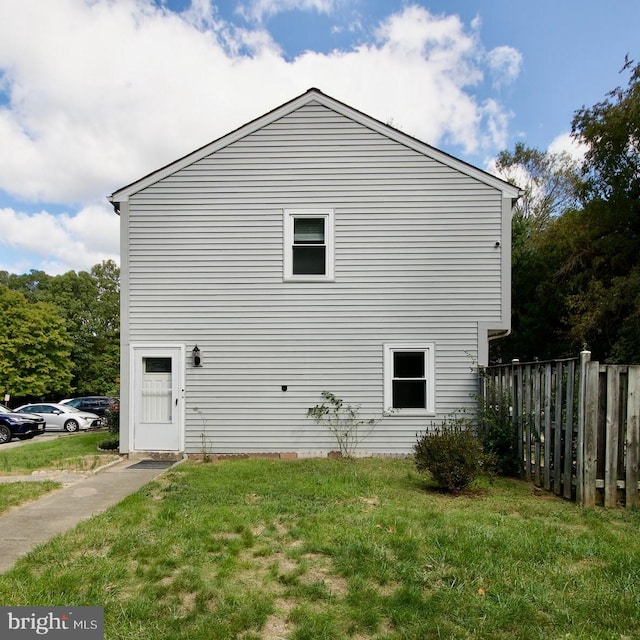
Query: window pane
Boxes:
[
  {"xmin": 293, "ymin": 246, "xmax": 326, "ymax": 274},
  {"xmin": 294, "ymin": 218, "xmax": 324, "ymax": 244},
  {"xmin": 393, "ymin": 380, "xmax": 426, "ymax": 408},
  {"xmin": 145, "ymin": 357, "xmax": 172, "ymax": 374},
  {"xmin": 394, "ymin": 352, "xmax": 424, "ymax": 378}
]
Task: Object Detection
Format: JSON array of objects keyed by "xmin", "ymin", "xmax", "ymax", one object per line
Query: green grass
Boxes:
[
  {"xmin": 0, "ymin": 431, "xmax": 116, "ymax": 475},
  {"xmin": 0, "ymin": 481, "xmax": 62, "ymax": 514},
  {"xmin": 1, "ymin": 458, "xmax": 639, "ymax": 639},
  {"xmin": 0, "ymin": 431, "xmax": 117, "ymax": 510}
]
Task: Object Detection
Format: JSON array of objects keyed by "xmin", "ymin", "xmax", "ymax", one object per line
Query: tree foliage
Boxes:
[
  {"xmin": 566, "ymin": 61, "xmax": 640, "ymax": 360},
  {"xmin": 492, "ymin": 144, "xmax": 580, "ymax": 362},
  {"xmin": 494, "ymin": 61, "xmax": 640, "ymax": 364},
  {"xmin": 0, "ymin": 260, "xmax": 120, "ymax": 399},
  {"xmin": 0, "ymin": 286, "xmax": 74, "ymax": 397},
  {"xmin": 495, "ymin": 141, "xmax": 580, "ymax": 230}
]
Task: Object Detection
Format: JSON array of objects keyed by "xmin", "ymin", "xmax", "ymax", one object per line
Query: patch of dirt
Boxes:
[
  {"xmin": 300, "ymin": 553, "xmax": 349, "ymax": 597},
  {"xmin": 177, "ymin": 591, "xmax": 197, "ymax": 617},
  {"xmin": 375, "ymin": 581, "xmax": 398, "ymax": 597},
  {"xmin": 260, "ymin": 598, "xmax": 295, "ymax": 640}
]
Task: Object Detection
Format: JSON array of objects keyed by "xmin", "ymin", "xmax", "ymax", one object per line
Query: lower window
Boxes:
[{"xmin": 384, "ymin": 343, "xmax": 435, "ymax": 414}]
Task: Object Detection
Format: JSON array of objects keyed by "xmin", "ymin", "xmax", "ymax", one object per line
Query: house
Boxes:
[{"xmin": 108, "ymin": 88, "xmax": 520, "ymax": 458}]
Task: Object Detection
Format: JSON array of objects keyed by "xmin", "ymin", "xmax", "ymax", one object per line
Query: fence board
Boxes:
[
  {"xmin": 543, "ymin": 364, "xmax": 552, "ymax": 491},
  {"xmin": 534, "ymin": 369, "xmax": 542, "ymax": 486},
  {"xmin": 524, "ymin": 364, "xmax": 532, "ymax": 482},
  {"xmin": 514, "ymin": 363, "xmax": 524, "ymax": 476},
  {"xmin": 554, "ymin": 361, "xmax": 563, "ymax": 496},
  {"xmin": 604, "ymin": 367, "xmax": 621, "ymax": 507},
  {"xmin": 626, "ymin": 367, "xmax": 640, "ymax": 508},
  {"xmin": 563, "ymin": 360, "xmax": 576, "ymax": 500}
]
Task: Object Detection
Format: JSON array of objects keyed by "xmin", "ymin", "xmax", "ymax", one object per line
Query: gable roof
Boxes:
[{"xmin": 108, "ymin": 88, "xmax": 521, "ymax": 209}]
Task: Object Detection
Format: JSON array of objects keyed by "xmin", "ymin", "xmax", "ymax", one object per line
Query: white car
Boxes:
[{"xmin": 14, "ymin": 403, "xmax": 102, "ymax": 432}]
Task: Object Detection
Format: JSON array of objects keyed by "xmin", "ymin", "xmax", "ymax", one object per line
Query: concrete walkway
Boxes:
[{"xmin": 0, "ymin": 458, "xmax": 177, "ymax": 574}]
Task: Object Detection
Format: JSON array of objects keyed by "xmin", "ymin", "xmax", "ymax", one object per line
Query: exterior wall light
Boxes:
[{"xmin": 192, "ymin": 345, "xmax": 202, "ymax": 367}]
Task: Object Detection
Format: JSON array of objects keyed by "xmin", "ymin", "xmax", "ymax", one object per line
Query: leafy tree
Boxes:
[
  {"xmin": 494, "ymin": 62, "xmax": 640, "ymax": 364},
  {"xmin": 0, "ymin": 286, "xmax": 73, "ymax": 398},
  {"xmin": 83, "ymin": 261, "xmax": 120, "ymax": 395},
  {"xmin": 491, "ymin": 145, "xmax": 581, "ymax": 362},
  {"xmin": 563, "ymin": 60, "xmax": 640, "ymax": 361},
  {"xmin": 0, "ymin": 261, "xmax": 120, "ymax": 396},
  {"xmin": 495, "ymin": 142, "xmax": 580, "ymax": 230}
]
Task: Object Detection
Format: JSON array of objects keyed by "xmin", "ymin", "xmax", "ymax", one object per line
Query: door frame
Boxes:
[{"xmin": 129, "ymin": 343, "xmax": 185, "ymax": 453}]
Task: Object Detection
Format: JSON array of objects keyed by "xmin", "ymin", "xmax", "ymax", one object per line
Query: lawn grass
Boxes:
[
  {"xmin": 0, "ymin": 431, "xmax": 116, "ymax": 475},
  {"xmin": 0, "ymin": 481, "xmax": 62, "ymax": 514},
  {"xmin": 0, "ymin": 432, "xmax": 117, "ymax": 509},
  {"xmin": 0, "ymin": 457, "xmax": 639, "ymax": 639}
]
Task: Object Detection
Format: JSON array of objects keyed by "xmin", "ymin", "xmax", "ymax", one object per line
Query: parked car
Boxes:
[
  {"xmin": 58, "ymin": 396, "xmax": 118, "ymax": 417},
  {"xmin": 0, "ymin": 404, "xmax": 46, "ymax": 444},
  {"xmin": 14, "ymin": 403, "xmax": 102, "ymax": 432}
]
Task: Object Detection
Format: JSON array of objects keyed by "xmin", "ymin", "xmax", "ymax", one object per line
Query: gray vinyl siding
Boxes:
[{"xmin": 126, "ymin": 101, "xmax": 503, "ymax": 454}]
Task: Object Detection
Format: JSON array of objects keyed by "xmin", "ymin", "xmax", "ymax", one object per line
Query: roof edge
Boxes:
[{"xmin": 109, "ymin": 88, "xmax": 520, "ymax": 204}]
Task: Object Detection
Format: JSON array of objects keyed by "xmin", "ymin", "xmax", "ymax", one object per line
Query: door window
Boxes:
[{"xmin": 141, "ymin": 357, "xmax": 172, "ymax": 423}]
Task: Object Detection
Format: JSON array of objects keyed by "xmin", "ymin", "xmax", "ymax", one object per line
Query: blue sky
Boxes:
[{"xmin": 0, "ymin": 0, "xmax": 638, "ymax": 274}]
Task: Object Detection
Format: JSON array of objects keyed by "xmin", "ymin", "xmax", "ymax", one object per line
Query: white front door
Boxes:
[{"xmin": 132, "ymin": 346, "xmax": 183, "ymax": 451}]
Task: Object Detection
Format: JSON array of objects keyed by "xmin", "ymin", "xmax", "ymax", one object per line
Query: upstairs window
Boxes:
[
  {"xmin": 284, "ymin": 209, "xmax": 334, "ymax": 281},
  {"xmin": 384, "ymin": 344, "xmax": 435, "ymax": 415}
]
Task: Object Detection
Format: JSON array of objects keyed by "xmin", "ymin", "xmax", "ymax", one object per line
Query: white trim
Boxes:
[
  {"xmin": 283, "ymin": 208, "xmax": 335, "ymax": 282},
  {"xmin": 501, "ymin": 195, "xmax": 513, "ymax": 332},
  {"xmin": 118, "ymin": 201, "xmax": 130, "ymax": 453},
  {"xmin": 384, "ymin": 343, "xmax": 436, "ymax": 416}
]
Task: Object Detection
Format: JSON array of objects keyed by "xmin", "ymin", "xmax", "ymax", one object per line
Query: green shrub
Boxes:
[
  {"xmin": 98, "ymin": 437, "xmax": 119, "ymax": 451},
  {"xmin": 476, "ymin": 382, "xmax": 521, "ymax": 477},
  {"xmin": 414, "ymin": 416, "xmax": 483, "ymax": 492},
  {"xmin": 105, "ymin": 407, "xmax": 119, "ymax": 435}
]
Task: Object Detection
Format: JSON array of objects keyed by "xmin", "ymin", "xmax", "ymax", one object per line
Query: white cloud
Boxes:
[
  {"xmin": 548, "ymin": 132, "xmax": 588, "ymax": 162},
  {"xmin": 236, "ymin": 0, "xmax": 344, "ymax": 23},
  {"xmin": 486, "ymin": 45, "xmax": 522, "ymax": 88},
  {"xmin": 0, "ymin": 205, "xmax": 119, "ymax": 275},
  {"xmin": 0, "ymin": 0, "xmax": 521, "ymax": 273}
]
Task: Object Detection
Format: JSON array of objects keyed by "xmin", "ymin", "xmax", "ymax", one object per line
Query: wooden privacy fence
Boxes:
[{"xmin": 480, "ymin": 352, "xmax": 640, "ymax": 508}]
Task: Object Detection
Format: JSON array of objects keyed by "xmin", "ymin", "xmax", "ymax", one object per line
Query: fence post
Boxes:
[{"xmin": 576, "ymin": 350, "xmax": 592, "ymax": 506}]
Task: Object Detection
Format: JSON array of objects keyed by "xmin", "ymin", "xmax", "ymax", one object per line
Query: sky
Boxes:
[{"xmin": 0, "ymin": 0, "xmax": 639, "ymax": 275}]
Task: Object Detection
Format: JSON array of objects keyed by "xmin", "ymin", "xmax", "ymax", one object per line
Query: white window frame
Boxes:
[
  {"xmin": 283, "ymin": 209, "xmax": 335, "ymax": 282},
  {"xmin": 384, "ymin": 343, "xmax": 436, "ymax": 416}
]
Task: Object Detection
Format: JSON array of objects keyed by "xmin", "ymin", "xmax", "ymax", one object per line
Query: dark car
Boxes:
[
  {"xmin": 58, "ymin": 396, "xmax": 117, "ymax": 417},
  {"xmin": 0, "ymin": 404, "xmax": 46, "ymax": 444}
]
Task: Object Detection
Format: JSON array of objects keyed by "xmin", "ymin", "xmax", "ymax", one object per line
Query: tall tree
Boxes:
[
  {"xmin": 495, "ymin": 142, "xmax": 580, "ymax": 230},
  {"xmin": 491, "ymin": 145, "xmax": 581, "ymax": 362},
  {"xmin": 83, "ymin": 261, "xmax": 120, "ymax": 394},
  {"xmin": 0, "ymin": 286, "xmax": 73, "ymax": 399},
  {"xmin": 0, "ymin": 261, "xmax": 120, "ymax": 395},
  {"xmin": 565, "ymin": 60, "xmax": 640, "ymax": 361}
]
